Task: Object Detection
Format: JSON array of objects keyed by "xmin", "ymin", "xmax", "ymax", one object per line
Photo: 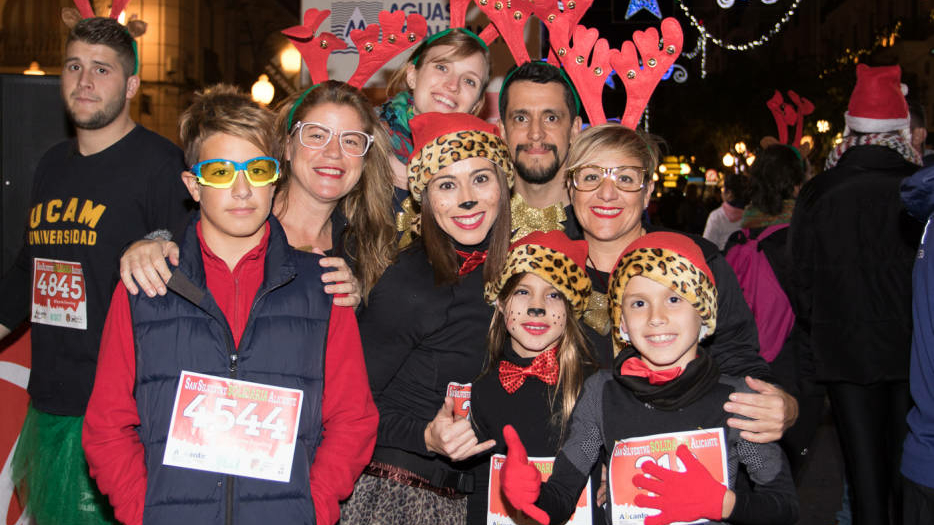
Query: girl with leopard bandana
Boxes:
[
  {"xmin": 467, "ymin": 230, "xmax": 600, "ymax": 524},
  {"xmin": 498, "ymin": 231, "xmax": 798, "ymax": 525}
]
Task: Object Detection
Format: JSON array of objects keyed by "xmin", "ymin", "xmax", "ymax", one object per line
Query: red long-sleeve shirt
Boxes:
[{"xmin": 83, "ymin": 223, "xmax": 377, "ymax": 525}]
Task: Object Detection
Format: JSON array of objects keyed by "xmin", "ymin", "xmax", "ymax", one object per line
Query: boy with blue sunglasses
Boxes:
[{"xmin": 83, "ymin": 85, "xmax": 378, "ymax": 525}]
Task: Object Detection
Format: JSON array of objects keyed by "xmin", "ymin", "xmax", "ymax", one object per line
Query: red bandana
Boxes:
[
  {"xmin": 456, "ymin": 249, "xmax": 487, "ymax": 276},
  {"xmin": 619, "ymin": 357, "xmax": 682, "ymax": 385},
  {"xmin": 499, "ymin": 347, "xmax": 559, "ymax": 394}
]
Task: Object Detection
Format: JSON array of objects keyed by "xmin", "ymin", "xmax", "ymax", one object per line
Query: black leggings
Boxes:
[{"xmin": 827, "ymin": 381, "xmax": 911, "ymax": 525}]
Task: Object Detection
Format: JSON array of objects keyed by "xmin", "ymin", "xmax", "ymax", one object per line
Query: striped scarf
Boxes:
[{"xmin": 825, "ymin": 129, "xmax": 921, "ymax": 170}]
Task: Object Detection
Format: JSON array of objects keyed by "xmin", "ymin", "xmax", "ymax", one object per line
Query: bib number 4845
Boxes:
[{"xmin": 35, "ymin": 272, "xmax": 83, "ymax": 299}]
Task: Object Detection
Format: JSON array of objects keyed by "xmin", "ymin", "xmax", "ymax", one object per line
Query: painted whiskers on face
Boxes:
[
  {"xmin": 426, "ymin": 157, "xmax": 502, "ymax": 246},
  {"xmin": 619, "ymin": 276, "xmax": 701, "ymax": 372},
  {"xmin": 503, "ymin": 273, "xmax": 568, "ymax": 358}
]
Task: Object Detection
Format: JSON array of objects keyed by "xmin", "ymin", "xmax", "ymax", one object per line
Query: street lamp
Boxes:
[
  {"xmin": 251, "ymin": 74, "xmax": 274, "ymax": 105},
  {"xmin": 722, "ymin": 153, "xmax": 735, "ymax": 168},
  {"xmin": 734, "ymin": 141, "xmax": 746, "ymax": 155}
]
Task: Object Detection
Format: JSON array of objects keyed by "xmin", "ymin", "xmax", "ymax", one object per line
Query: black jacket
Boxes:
[{"xmin": 789, "ymin": 145, "xmax": 922, "ymax": 383}]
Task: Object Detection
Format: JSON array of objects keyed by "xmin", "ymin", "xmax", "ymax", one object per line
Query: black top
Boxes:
[
  {"xmin": 468, "ymin": 344, "xmax": 603, "ymax": 524},
  {"xmin": 358, "ymin": 239, "xmax": 495, "ymax": 484},
  {"xmin": 535, "ymin": 369, "xmax": 798, "ymax": 525},
  {"xmin": 0, "ymin": 125, "xmax": 190, "ymax": 415},
  {"xmin": 789, "ymin": 145, "xmax": 921, "ymax": 383}
]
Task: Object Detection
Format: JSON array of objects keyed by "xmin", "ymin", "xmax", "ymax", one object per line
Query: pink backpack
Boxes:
[{"xmin": 725, "ymin": 225, "xmax": 795, "ymax": 362}]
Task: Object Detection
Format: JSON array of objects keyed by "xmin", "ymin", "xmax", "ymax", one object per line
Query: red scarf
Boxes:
[
  {"xmin": 455, "ymin": 249, "xmax": 487, "ymax": 276},
  {"xmin": 619, "ymin": 357, "xmax": 682, "ymax": 385},
  {"xmin": 499, "ymin": 347, "xmax": 559, "ymax": 394}
]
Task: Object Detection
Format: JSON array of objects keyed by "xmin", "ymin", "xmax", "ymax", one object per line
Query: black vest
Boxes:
[{"xmin": 128, "ymin": 216, "xmax": 330, "ymax": 524}]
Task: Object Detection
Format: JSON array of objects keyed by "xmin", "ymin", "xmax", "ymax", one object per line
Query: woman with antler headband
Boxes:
[
  {"xmin": 341, "ymin": 111, "xmax": 514, "ymax": 525},
  {"xmin": 381, "ymin": 28, "xmax": 492, "ymax": 191},
  {"xmin": 119, "ymin": 9, "xmax": 418, "ymax": 306},
  {"xmin": 525, "ymin": 12, "xmax": 800, "ymax": 444}
]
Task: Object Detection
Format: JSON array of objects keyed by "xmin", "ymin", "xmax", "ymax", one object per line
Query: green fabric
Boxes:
[
  {"xmin": 740, "ymin": 200, "xmax": 795, "ymax": 229},
  {"xmin": 12, "ymin": 405, "xmax": 117, "ymax": 525},
  {"xmin": 379, "ymin": 91, "xmax": 416, "ymax": 164}
]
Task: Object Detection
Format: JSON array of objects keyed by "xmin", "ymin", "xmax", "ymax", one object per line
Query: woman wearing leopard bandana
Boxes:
[{"xmin": 342, "ymin": 112, "xmax": 514, "ymax": 525}]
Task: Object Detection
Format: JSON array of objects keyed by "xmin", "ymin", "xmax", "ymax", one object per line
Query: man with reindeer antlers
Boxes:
[
  {"xmin": 488, "ymin": 2, "xmax": 799, "ymax": 444},
  {"xmin": 0, "ymin": 6, "xmax": 190, "ymax": 523}
]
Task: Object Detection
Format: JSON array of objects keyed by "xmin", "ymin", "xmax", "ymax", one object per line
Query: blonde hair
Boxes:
[
  {"xmin": 565, "ymin": 123, "xmax": 661, "ymax": 179},
  {"xmin": 272, "ymin": 81, "xmax": 396, "ymax": 301},
  {"xmin": 386, "ymin": 29, "xmax": 492, "ymax": 115},
  {"xmin": 484, "ymin": 273, "xmax": 598, "ymax": 443},
  {"xmin": 179, "ymin": 84, "xmax": 275, "ymax": 167}
]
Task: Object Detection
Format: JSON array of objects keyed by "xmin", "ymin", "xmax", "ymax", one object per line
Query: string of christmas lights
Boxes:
[{"xmin": 678, "ymin": 0, "xmax": 802, "ymax": 51}]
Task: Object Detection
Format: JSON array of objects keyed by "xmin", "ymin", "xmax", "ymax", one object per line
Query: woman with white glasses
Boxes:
[{"xmin": 118, "ymin": 80, "xmax": 397, "ymax": 306}]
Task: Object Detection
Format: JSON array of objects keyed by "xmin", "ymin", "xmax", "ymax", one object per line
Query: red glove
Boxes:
[
  {"xmin": 631, "ymin": 444, "xmax": 727, "ymax": 525},
  {"xmin": 501, "ymin": 425, "xmax": 550, "ymax": 525}
]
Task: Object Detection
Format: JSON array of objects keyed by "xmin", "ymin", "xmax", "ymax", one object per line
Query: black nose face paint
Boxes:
[
  {"xmin": 527, "ymin": 307, "xmax": 546, "ymax": 316},
  {"xmin": 459, "ymin": 200, "xmax": 478, "ymax": 210}
]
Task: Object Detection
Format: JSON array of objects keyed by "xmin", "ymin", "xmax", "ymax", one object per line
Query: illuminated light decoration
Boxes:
[
  {"xmin": 705, "ymin": 168, "xmax": 719, "ymax": 185},
  {"xmin": 820, "ymin": 22, "xmax": 901, "ymax": 78},
  {"xmin": 23, "ymin": 61, "xmax": 45, "ymax": 75},
  {"xmin": 718, "ymin": 0, "xmax": 778, "ymax": 7},
  {"xmin": 280, "ymin": 47, "xmax": 302, "ymax": 74},
  {"xmin": 832, "ymin": 132, "xmax": 843, "ymax": 146},
  {"xmin": 722, "ymin": 152, "xmax": 735, "ymax": 167},
  {"xmin": 680, "ymin": 163, "xmax": 691, "ymax": 175},
  {"xmin": 799, "ymin": 134, "xmax": 814, "ymax": 151},
  {"xmin": 652, "ymin": 173, "xmax": 659, "ymax": 181},
  {"xmin": 678, "ymin": 0, "xmax": 802, "ymax": 51},
  {"xmin": 745, "ymin": 153, "xmax": 756, "ymax": 166},
  {"xmin": 671, "ymin": 64, "xmax": 688, "ymax": 83},
  {"xmin": 251, "ymin": 74, "xmax": 274, "ymax": 105},
  {"xmin": 658, "ymin": 164, "xmax": 668, "ymax": 173},
  {"xmin": 816, "ymin": 119, "xmax": 830, "ymax": 133},
  {"xmin": 626, "ymin": 0, "xmax": 662, "ymax": 20},
  {"xmin": 734, "ymin": 141, "xmax": 746, "ymax": 154}
]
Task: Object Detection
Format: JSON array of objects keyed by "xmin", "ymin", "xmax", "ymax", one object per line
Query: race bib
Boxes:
[
  {"xmin": 163, "ymin": 371, "xmax": 303, "ymax": 482},
  {"xmin": 488, "ymin": 454, "xmax": 592, "ymax": 525},
  {"xmin": 31, "ymin": 258, "xmax": 87, "ymax": 329},
  {"xmin": 447, "ymin": 382, "xmax": 472, "ymax": 419},
  {"xmin": 608, "ymin": 428, "xmax": 728, "ymax": 525}
]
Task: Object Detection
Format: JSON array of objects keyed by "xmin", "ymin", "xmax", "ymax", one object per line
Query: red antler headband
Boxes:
[
  {"xmin": 282, "ymin": 8, "xmax": 427, "ymax": 128},
  {"xmin": 62, "ymin": 0, "xmax": 147, "ymax": 75},
  {"xmin": 764, "ymin": 90, "xmax": 814, "ymax": 149},
  {"xmin": 535, "ymin": 5, "xmax": 682, "ymax": 127}
]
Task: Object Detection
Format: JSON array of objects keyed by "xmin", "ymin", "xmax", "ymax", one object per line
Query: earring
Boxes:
[{"xmin": 618, "ymin": 325, "xmax": 630, "ymax": 343}]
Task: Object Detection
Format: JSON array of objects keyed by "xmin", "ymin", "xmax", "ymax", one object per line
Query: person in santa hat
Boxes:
[{"xmin": 788, "ymin": 63, "xmax": 924, "ymax": 525}]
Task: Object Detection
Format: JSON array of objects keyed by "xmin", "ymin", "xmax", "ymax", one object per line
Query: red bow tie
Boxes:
[
  {"xmin": 455, "ymin": 249, "xmax": 487, "ymax": 276},
  {"xmin": 619, "ymin": 357, "xmax": 683, "ymax": 385},
  {"xmin": 499, "ymin": 348, "xmax": 559, "ymax": 394}
]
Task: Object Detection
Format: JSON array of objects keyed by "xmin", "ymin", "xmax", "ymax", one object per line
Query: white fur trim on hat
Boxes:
[{"xmin": 844, "ymin": 112, "xmax": 909, "ymax": 134}]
